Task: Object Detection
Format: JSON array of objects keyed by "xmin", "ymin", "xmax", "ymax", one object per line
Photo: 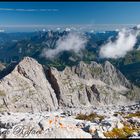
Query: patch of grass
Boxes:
[
  {"xmin": 75, "ymin": 113, "xmax": 105, "ymax": 122},
  {"xmin": 62, "ymin": 78, "xmax": 71, "ymax": 85},
  {"xmin": 28, "ymin": 89, "xmax": 36, "ymax": 96},
  {"xmin": 78, "ymin": 83, "xmax": 84, "ymax": 90},
  {"xmin": 0, "ymin": 104, "xmax": 7, "ymax": 112},
  {"xmin": 103, "ymin": 124, "xmax": 139, "ymax": 138},
  {"xmin": 125, "ymin": 111, "xmax": 140, "ymax": 118},
  {"xmin": 89, "ymin": 67, "xmax": 102, "ymax": 75},
  {"xmin": 0, "ymin": 90, "xmax": 6, "ymax": 96}
]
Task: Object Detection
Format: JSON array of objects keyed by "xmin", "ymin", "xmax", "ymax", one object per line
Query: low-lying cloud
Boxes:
[
  {"xmin": 99, "ymin": 27, "xmax": 140, "ymax": 59},
  {"xmin": 42, "ymin": 32, "xmax": 87, "ymax": 59},
  {"xmin": 0, "ymin": 29, "xmax": 4, "ymax": 32}
]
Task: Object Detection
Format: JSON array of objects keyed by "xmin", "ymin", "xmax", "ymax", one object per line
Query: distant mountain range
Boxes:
[{"xmin": 0, "ymin": 29, "xmax": 140, "ymax": 87}]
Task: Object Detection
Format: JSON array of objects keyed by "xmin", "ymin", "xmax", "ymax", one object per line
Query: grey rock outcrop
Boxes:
[
  {"xmin": 0, "ymin": 63, "xmax": 5, "ymax": 71},
  {"xmin": 0, "ymin": 57, "xmax": 58, "ymax": 112},
  {"xmin": 46, "ymin": 60, "xmax": 139, "ymax": 108},
  {"xmin": 0, "ymin": 57, "xmax": 139, "ymax": 112}
]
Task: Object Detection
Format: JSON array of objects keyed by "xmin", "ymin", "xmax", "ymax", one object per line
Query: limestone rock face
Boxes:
[
  {"xmin": 72, "ymin": 60, "xmax": 131, "ymax": 88},
  {"xmin": 0, "ymin": 57, "xmax": 139, "ymax": 112},
  {"xmin": 0, "ymin": 57, "xmax": 58, "ymax": 112},
  {"xmin": 46, "ymin": 60, "xmax": 139, "ymax": 108}
]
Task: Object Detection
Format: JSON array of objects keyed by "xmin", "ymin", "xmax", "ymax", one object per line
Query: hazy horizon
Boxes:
[
  {"xmin": 0, "ymin": 2, "xmax": 140, "ymax": 32},
  {"xmin": 0, "ymin": 24, "xmax": 137, "ymax": 33}
]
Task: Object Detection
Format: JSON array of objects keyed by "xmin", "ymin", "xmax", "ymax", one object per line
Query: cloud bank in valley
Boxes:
[
  {"xmin": 99, "ymin": 28, "xmax": 140, "ymax": 59},
  {"xmin": 42, "ymin": 32, "xmax": 87, "ymax": 59}
]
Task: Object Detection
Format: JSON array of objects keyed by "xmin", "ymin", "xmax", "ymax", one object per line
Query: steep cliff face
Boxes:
[
  {"xmin": 72, "ymin": 61, "xmax": 131, "ymax": 88},
  {"xmin": 0, "ymin": 57, "xmax": 58, "ymax": 112},
  {"xmin": 0, "ymin": 57, "xmax": 139, "ymax": 112},
  {"xmin": 47, "ymin": 61, "xmax": 139, "ymax": 108}
]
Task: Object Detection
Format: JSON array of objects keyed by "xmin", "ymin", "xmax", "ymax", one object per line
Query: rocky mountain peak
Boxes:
[
  {"xmin": 0, "ymin": 57, "xmax": 139, "ymax": 113},
  {"xmin": 14, "ymin": 57, "xmax": 45, "ymax": 84},
  {"xmin": 0, "ymin": 57, "xmax": 58, "ymax": 113},
  {"xmin": 102, "ymin": 61, "xmax": 132, "ymax": 88},
  {"xmin": 68, "ymin": 60, "xmax": 131, "ymax": 88},
  {"xmin": 103, "ymin": 60, "xmax": 121, "ymax": 76},
  {"xmin": 90, "ymin": 61, "xmax": 101, "ymax": 67}
]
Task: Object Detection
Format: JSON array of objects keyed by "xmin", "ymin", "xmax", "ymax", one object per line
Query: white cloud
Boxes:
[
  {"xmin": 65, "ymin": 28, "xmax": 71, "ymax": 32},
  {"xmin": 0, "ymin": 29, "xmax": 4, "ymax": 32},
  {"xmin": 0, "ymin": 8, "xmax": 59, "ymax": 12},
  {"xmin": 99, "ymin": 28, "xmax": 140, "ymax": 59},
  {"xmin": 42, "ymin": 32, "xmax": 87, "ymax": 59}
]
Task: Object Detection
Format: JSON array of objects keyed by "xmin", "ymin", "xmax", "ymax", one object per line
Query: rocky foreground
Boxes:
[{"xmin": 0, "ymin": 104, "xmax": 139, "ymax": 138}]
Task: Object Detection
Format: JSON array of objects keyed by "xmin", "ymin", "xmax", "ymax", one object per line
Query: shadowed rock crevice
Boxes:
[
  {"xmin": 86, "ymin": 87, "xmax": 92, "ymax": 103},
  {"xmin": 44, "ymin": 67, "xmax": 61, "ymax": 105},
  {"xmin": 91, "ymin": 85, "xmax": 101, "ymax": 102}
]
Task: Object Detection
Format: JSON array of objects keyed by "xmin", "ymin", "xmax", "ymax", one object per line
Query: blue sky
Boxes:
[{"xmin": 0, "ymin": 2, "xmax": 140, "ymax": 32}]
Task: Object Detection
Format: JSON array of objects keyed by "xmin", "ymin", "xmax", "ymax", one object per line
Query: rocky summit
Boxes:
[
  {"xmin": 0, "ymin": 57, "xmax": 139, "ymax": 112},
  {"xmin": 0, "ymin": 57, "xmax": 139, "ymax": 138}
]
